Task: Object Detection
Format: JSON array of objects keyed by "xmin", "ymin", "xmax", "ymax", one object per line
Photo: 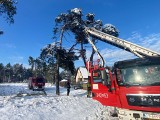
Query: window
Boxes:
[{"xmin": 92, "ymin": 70, "xmax": 102, "ymax": 83}]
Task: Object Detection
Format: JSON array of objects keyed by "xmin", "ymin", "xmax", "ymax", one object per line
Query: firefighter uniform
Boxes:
[{"xmin": 87, "ymin": 82, "xmax": 91, "ymax": 98}]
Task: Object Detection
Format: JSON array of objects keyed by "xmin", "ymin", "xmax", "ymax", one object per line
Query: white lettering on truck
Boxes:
[{"xmin": 96, "ymin": 93, "xmax": 108, "ymax": 98}]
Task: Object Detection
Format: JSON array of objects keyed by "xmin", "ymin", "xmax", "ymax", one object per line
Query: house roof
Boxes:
[
  {"xmin": 60, "ymin": 79, "xmax": 68, "ymax": 82},
  {"xmin": 78, "ymin": 67, "xmax": 88, "ymax": 78}
]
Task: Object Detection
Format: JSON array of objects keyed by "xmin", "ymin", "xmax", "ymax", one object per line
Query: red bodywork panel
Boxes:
[
  {"xmin": 91, "ymin": 78, "xmax": 160, "ymax": 112},
  {"xmin": 91, "ymin": 69, "xmax": 121, "ymax": 107},
  {"xmin": 91, "ymin": 83, "xmax": 121, "ymax": 107},
  {"xmin": 91, "ymin": 81, "xmax": 160, "ymax": 112}
]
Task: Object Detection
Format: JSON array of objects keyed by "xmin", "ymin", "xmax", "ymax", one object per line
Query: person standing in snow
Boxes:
[
  {"xmin": 66, "ymin": 80, "xmax": 71, "ymax": 96},
  {"xmin": 87, "ymin": 82, "xmax": 91, "ymax": 98}
]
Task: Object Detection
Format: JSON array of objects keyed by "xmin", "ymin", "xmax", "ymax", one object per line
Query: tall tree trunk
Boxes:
[
  {"xmin": 90, "ymin": 47, "xmax": 95, "ymax": 62},
  {"xmin": 90, "ymin": 38, "xmax": 95, "ymax": 64},
  {"xmin": 81, "ymin": 42, "xmax": 86, "ymax": 66},
  {"xmin": 55, "ymin": 27, "xmax": 64, "ymax": 95},
  {"xmin": 55, "ymin": 52, "xmax": 60, "ymax": 95}
]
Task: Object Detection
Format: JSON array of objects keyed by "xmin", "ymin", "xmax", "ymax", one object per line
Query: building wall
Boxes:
[{"xmin": 75, "ymin": 67, "xmax": 88, "ymax": 83}]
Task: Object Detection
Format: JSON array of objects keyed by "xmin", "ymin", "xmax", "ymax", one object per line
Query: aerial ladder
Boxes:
[{"xmin": 84, "ymin": 27, "xmax": 160, "ymax": 63}]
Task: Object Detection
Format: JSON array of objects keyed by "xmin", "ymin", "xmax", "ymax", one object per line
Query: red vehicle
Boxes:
[
  {"xmin": 28, "ymin": 77, "xmax": 45, "ymax": 91},
  {"xmin": 84, "ymin": 27, "xmax": 160, "ymax": 119}
]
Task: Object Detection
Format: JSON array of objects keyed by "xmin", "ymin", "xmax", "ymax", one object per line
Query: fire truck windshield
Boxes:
[{"xmin": 118, "ymin": 64, "xmax": 160, "ymax": 86}]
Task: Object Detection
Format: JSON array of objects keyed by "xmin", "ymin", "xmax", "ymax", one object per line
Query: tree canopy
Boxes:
[
  {"xmin": 0, "ymin": 0, "xmax": 17, "ymax": 23},
  {"xmin": 54, "ymin": 8, "xmax": 119, "ymax": 44},
  {"xmin": 0, "ymin": 0, "xmax": 17, "ymax": 34},
  {"xmin": 40, "ymin": 43, "xmax": 78, "ymax": 75},
  {"xmin": 53, "ymin": 8, "xmax": 119, "ymax": 66},
  {"xmin": 0, "ymin": 62, "xmax": 32, "ymax": 83}
]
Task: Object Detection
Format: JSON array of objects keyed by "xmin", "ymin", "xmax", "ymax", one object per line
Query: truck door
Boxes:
[{"xmin": 91, "ymin": 69, "xmax": 120, "ymax": 107}]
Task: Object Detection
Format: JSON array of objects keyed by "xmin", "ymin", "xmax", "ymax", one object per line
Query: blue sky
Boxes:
[{"xmin": 0, "ymin": 0, "xmax": 160, "ymax": 68}]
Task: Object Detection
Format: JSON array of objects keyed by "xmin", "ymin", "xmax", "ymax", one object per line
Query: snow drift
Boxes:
[{"xmin": 0, "ymin": 83, "xmax": 118, "ymax": 120}]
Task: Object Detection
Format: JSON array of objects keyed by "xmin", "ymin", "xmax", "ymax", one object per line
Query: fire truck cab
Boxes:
[{"xmin": 88, "ymin": 58, "xmax": 160, "ymax": 120}]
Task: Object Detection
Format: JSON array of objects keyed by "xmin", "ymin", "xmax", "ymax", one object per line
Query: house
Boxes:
[
  {"xmin": 59, "ymin": 79, "xmax": 68, "ymax": 87},
  {"xmin": 75, "ymin": 67, "xmax": 88, "ymax": 84}
]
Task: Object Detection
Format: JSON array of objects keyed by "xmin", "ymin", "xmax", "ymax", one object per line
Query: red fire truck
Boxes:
[
  {"xmin": 84, "ymin": 27, "xmax": 160, "ymax": 120},
  {"xmin": 28, "ymin": 77, "xmax": 45, "ymax": 91}
]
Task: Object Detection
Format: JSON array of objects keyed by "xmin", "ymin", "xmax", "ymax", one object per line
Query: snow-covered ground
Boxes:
[{"xmin": 0, "ymin": 83, "xmax": 118, "ymax": 120}]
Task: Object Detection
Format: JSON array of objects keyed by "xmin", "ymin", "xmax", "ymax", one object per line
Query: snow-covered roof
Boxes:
[
  {"xmin": 78, "ymin": 67, "xmax": 88, "ymax": 78},
  {"xmin": 60, "ymin": 79, "xmax": 68, "ymax": 82}
]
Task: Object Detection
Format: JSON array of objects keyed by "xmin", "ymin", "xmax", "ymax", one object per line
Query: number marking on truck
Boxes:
[{"xmin": 96, "ymin": 93, "xmax": 108, "ymax": 98}]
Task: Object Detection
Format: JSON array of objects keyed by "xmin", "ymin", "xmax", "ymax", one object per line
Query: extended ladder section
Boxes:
[{"xmin": 85, "ymin": 27, "xmax": 160, "ymax": 58}]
